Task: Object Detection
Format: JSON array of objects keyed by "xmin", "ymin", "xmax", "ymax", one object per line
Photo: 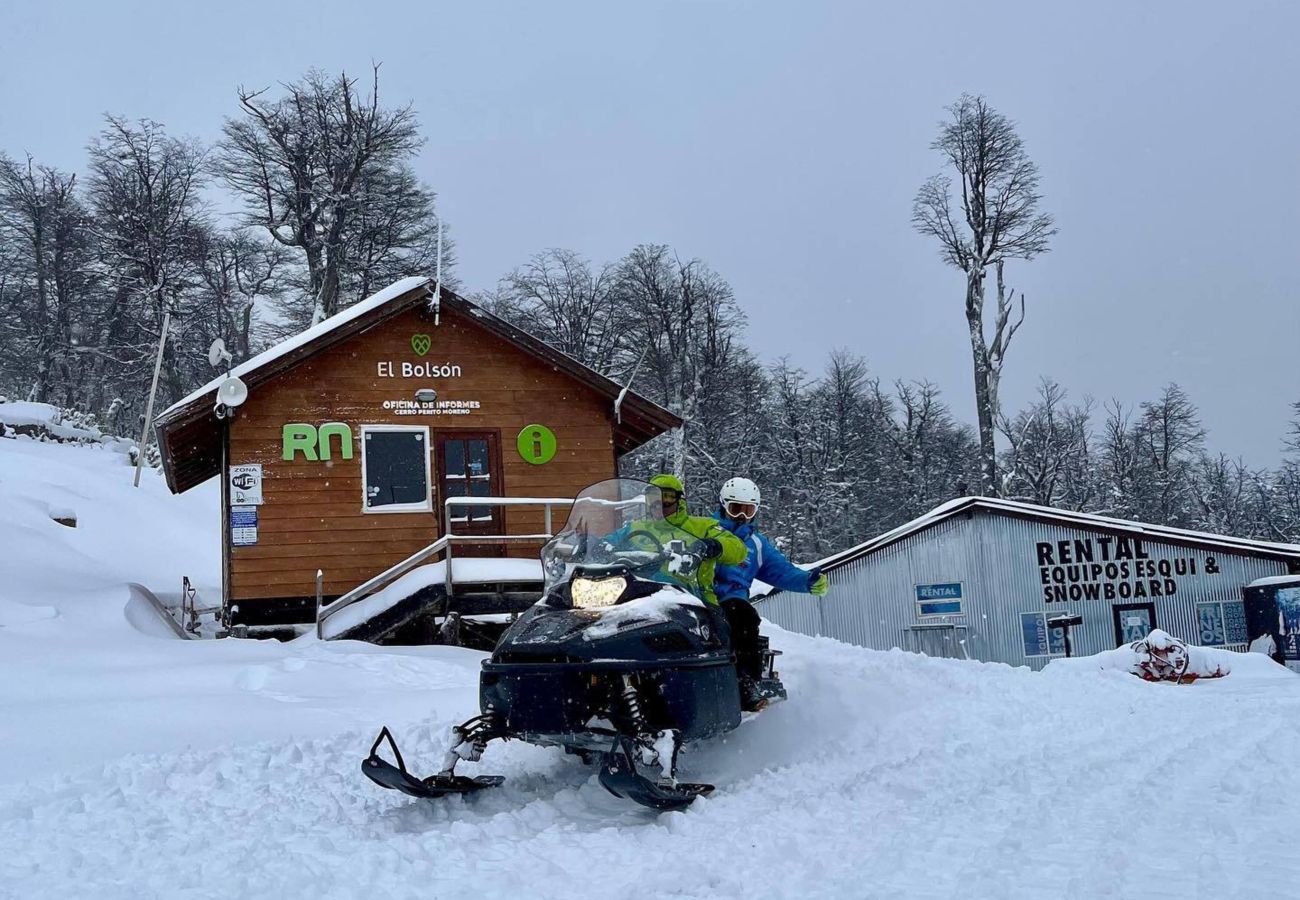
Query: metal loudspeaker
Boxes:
[
  {"xmin": 213, "ymin": 375, "xmax": 249, "ymax": 419},
  {"xmin": 207, "ymin": 338, "xmax": 233, "ymax": 369}
]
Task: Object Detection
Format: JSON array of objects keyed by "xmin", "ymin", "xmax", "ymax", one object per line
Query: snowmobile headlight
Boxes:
[{"xmin": 571, "ymin": 576, "xmax": 626, "ymax": 609}]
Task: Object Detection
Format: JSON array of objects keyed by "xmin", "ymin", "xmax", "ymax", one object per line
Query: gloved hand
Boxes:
[
  {"xmin": 809, "ymin": 571, "xmax": 829, "ymax": 597},
  {"xmin": 691, "ymin": 537, "xmax": 724, "ymax": 559}
]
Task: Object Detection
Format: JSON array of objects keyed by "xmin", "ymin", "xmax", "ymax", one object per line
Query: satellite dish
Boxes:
[
  {"xmin": 207, "ymin": 338, "xmax": 233, "ymax": 369},
  {"xmin": 216, "ymin": 375, "xmax": 248, "ymax": 409}
]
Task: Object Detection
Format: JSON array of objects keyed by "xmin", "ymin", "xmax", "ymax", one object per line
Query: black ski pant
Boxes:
[{"xmin": 718, "ymin": 598, "xmax": 763, "ymax": 682}]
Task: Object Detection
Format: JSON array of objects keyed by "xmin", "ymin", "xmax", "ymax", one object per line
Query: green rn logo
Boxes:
[{"xmin": 410, "ymin": 334, "xmax": 431, "ymax": 356}]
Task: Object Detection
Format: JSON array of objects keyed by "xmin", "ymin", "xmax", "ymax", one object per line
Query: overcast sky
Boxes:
[{"xmin": 3, "ymin": 0, "xmax": 1298, "ymax": 464}]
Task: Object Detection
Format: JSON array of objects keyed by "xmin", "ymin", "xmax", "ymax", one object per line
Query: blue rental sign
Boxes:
[{"xmin": 916, "ymin": 582, "xmax": 963, "ymax": 617}]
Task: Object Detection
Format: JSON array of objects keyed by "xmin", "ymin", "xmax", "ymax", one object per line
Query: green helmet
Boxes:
[{"xmin": 649, "ymin": 474, "xmax": 685, "ymax": 495}]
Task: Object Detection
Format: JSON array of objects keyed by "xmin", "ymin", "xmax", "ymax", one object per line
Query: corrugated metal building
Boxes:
[{"xmin": 756, "ymin": 498, "xmax": 1300, "ymax": 670}]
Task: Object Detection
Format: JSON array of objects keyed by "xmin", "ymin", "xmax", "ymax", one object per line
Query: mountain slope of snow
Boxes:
[{"xmin": 2, "ymin": 439, "xmax": 1299, "ymax": 900}]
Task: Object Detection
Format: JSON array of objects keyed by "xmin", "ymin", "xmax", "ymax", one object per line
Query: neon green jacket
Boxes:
[{"xmin": 613, "ymin": 491, "xmax": 747, "ymax": 605}]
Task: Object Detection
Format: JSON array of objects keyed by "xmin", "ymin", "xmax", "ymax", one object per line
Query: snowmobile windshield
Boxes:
[{"xmin": 541, "ymin": 479, "xmax": 707, "ymax": 602}]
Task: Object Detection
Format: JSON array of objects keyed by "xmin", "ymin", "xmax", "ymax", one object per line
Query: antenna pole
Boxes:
[
  {"xmin": 433, "ymin": 216, "xmax": 443, "ymax": 326},
  {"xmin": 134, "ymin": 310, "xmax": 171, "ymax": 488},
  {"xmin": 613, "ymin": 345, "xmax": 651, "ymax": 425}
]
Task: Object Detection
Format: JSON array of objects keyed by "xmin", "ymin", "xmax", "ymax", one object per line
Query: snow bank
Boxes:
[
  {"xmin": 0, "ymin": 400, "xmax": 105, "ymax": 443},
  {"xmin": 1048, "ymin": 629, "xmax": 1294, "ymax": 682}
]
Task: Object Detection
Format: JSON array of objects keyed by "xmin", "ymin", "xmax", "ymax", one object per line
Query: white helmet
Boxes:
[{"xmin": 720, "ymin": 477, "xmax": 761, "ymax": 521}]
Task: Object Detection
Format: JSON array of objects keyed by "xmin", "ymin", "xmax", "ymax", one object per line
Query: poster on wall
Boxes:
[
  {"xmin": 1020, "ymin": 612, "xmax": 1067, "ymax": 657},
  {"xmin": 1278, "ymin": 587, "xmax": 1300, "ymax": 660},
  {"xmin": 230, "ymin": 505, "xmax": 258, "ymax": 546}
]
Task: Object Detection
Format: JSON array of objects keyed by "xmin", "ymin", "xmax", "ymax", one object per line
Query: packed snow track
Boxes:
[{"xmin": 3, "ymin": 630, "xmax": 1300, "ymax": 899}]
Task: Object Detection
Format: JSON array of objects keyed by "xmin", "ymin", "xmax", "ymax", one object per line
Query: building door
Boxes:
[
  {"xmin": 1112, "ymin": 602, "xmax": 1157, "ymax": 646},
  {"xmin": 435, "ymin": 431, "xmax": 503, "ymax": 552}
]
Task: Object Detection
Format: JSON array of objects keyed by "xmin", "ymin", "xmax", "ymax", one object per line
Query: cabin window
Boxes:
[{"xmin": 360, "ymin": 425, "xmax": 432, "ymax": 513}]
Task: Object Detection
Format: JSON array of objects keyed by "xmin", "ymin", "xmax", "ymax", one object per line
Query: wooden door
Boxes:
[{"xmin": 435, "ymin": 431, "xmax": 503, "ymax": 552}]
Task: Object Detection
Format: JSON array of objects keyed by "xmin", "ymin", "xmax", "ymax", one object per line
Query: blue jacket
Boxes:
[{"xmin": 711, "ymin": 510, "xmax": 819, "ymax": 602}]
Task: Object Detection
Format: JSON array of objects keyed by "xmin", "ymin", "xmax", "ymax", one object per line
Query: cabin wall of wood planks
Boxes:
[{"xmin": 225, "ymin": 305, "xmax": 619, "ymax": 609}]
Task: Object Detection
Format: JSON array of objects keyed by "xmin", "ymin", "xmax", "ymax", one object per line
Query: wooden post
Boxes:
[
  {"xmin": 134, "ymin": 310, "xmax": 171, "ymax": 488},
  {"xmin": 315, "ymin": 569, "xmax": 324, "ymax": 639}
]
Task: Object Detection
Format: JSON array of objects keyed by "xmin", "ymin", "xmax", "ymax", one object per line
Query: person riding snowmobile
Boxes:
[
  {"xmin": 604, "ymin": 474, "xmax": 747, "ymax": 606},
  {"xmin": 712, "ymin": 476, "xmax": 828, "ymax": 709}
]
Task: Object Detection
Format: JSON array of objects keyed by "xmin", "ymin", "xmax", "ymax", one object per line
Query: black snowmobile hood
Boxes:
[{"xmin": 492, "ymin": 584, "xmax": 722, "ymax": 664}]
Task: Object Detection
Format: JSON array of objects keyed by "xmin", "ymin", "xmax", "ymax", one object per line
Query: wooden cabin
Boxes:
[{"xmin": 154, "ymin": 277, "xmax": 679, "ymax": 628}]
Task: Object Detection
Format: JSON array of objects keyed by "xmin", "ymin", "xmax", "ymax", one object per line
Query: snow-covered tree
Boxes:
[
  {"xmin": 614, "ymin": 244, "xmax": 746, "ymax": 481},
  {"xmin": 193, "ymin": 227, "xmax": 289, "ymax": 362},
  {"xmin": 484, "ymin": 249, "xmax": 627, "ymax": 374},
  {"xmin": 86, "ymin": 117, "xmax": 208, "ymax": 415},
  {"xmin": 215, "ymin": 67, "xmax": 438, "ymax": 326},
  {"xmin": 0, "ymin": 154, "xmax": 97, "ymax": 408},
  {"xmin": 1000, "ymin": 379, "xmax": 1096, "ymax": 509}
]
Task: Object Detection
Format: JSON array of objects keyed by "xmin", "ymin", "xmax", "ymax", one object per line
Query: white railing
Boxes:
[{"xmin": 315, "ymin": 495, "xmax": 573, "ymax": 638}]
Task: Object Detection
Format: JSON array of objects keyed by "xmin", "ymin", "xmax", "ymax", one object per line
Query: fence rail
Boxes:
[{"xmin": 315, "ymin": 496, "xmax": 573, "ymax": 638}]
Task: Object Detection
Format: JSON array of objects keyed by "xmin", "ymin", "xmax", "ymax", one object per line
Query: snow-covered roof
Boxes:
[
  {"xmin": 158, "ymin": 276, "xmax": 430, "ymax": 420},
  {"xmin": 153, "ymin": 276, "xmax": 681, "ymax": 494},
  {"xmin": 798, "ymin": 495, "xmax": 1300, "ymax": 581},
  {"xmin": 1248, "ymin": 574, "xmax": 1300, "ymax": 588}
]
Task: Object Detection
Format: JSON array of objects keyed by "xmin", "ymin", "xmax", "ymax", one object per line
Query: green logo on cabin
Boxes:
[
  {"xmin": 282, "ymin": 423, "xmax": 354, "ymax": 461},
  {"xmin": 517, "ymin": 424, "xmax": 557, "ymax": 465},
  {"xmin": 410, "ymin": 333, "xmax": 432, "ymax": 357}
]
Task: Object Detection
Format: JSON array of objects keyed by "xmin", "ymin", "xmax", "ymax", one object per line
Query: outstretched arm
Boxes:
[{"xmin": 756, "ymin": 533, "xmax": 821, "ymax": 594}]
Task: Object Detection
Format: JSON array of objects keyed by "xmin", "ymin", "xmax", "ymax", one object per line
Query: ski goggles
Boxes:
[{"xmin": 724, "ymin": 500, "xmax": 759, "ymax": 520}]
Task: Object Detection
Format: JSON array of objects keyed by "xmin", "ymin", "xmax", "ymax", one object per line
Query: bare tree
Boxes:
[
  {"xmin": 86, "ymin": 117, "xmax": 208, "ymax": 408},
  {"xmin": 1135, "ymin": 383, "xmax": 1206, "ymax": 526},
  {"xmin": 215, "ymin": 67, "xmax": 430, "ymax": 324},
  {"xmin": 1000, "ymin": 379, "xmax": 1095, "ymax": 509},
  {"xmin": 615, "ymin": 244, "xmax": 745, "ymax": 479},
  {"xmin": 1192, "ymin": 453, "xmax": 1256, "ymax": 536},
  {"xmin": 1263, "ymin": 402, "xmax": 1300, "ymax": 541},
  {"xmin": 883, "ymin": 379, "xmax": 978, "ymax": 516},
  {"xmin": 195, "ymin": 228, "xmax": 289, "ymax": 361},
  {"xmin": 0, "ymin": 154, "xmax": 95, "ymax": 405},
  {"xmin": 913, "ymin": 94, "xmax": 1056, "ymax": 495},
  {"xmin": 487, "ymin": 249, "xmax": 626, "ymax": 373}
]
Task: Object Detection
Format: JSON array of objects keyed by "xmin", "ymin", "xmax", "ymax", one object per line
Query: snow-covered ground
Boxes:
[{"xmin": 3, "ymin": 438, "xmax": 1300, "ymax": 899}]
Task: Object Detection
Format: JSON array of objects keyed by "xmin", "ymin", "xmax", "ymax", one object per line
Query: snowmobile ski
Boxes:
[
  {"xmin": 597, "ymin": 734, "xmax": 713, "ymax": 811},
  {"xmin": 362, "ymin": 726, "xmax": 503, "ymax": 799}
]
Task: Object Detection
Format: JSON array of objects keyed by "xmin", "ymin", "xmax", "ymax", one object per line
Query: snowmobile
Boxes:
[{"xmin": 362, "ymin": 477, "xmax": 786, "ymax": 811}]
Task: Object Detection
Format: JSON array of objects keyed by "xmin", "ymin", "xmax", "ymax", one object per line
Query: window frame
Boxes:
[
  {"xmin": 1111, "ymin": 602, "xmax": 1157, "ymax": 647},
  {"xmin": 914, "ymin": 581, "xmax": 964, "ymax": 619},
  {"xmin": 359, "ymin": 424, "xmax": 433, "ymax": 515}
]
